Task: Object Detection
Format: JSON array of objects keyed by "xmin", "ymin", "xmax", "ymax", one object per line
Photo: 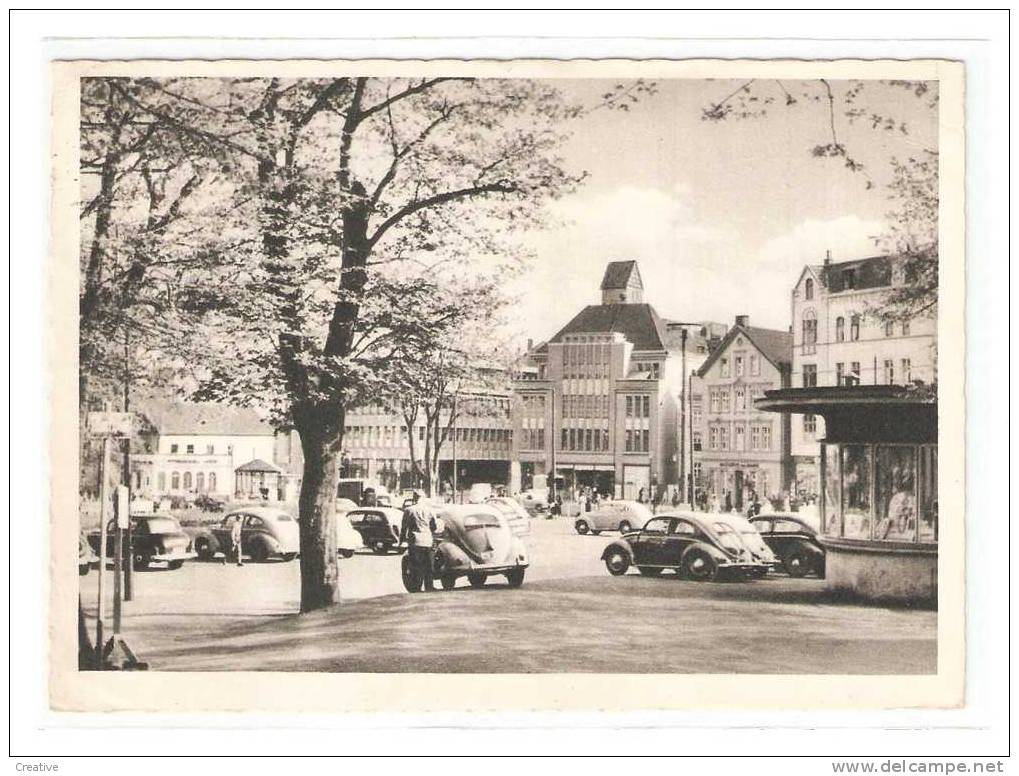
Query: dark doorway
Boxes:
[{"xmin": 734, "ymin": 470, "xmax": 744, "ymax": 510}]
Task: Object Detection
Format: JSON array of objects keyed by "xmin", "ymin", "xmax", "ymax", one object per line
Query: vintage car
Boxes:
[
  {"xmin": 600, "ymin": 512, "xmax": 762, "ymax": 581},
  {"xmin": 334, "ymin": 511, "xmax": 363, "ymax": 558},
  {"xmin": 749, "ymin": 513, "xmax": 826, "ymax": 578},
  {"xmin": 484, "ymin": 496, "xmax": 532, "ymax": 538},
  {"xmin": 78, "ymin": 532, "xmax": 98, "ymax": 576},
  {"xmin": 516, "ymin": 489, "xmax": 548, "ymax": 516},
  {"xmin": 347, "ymin": 506, "xmax": 406, "ymax": 554},
  {"xmin": 89, "ymin": 514, "xmax": 196, "ymax": 571},
  {"xmin": 190, "ymin": 507, "xmax": 300, "ymax": 562},
  {"xmin": 401, "ymin": 504, "xmax": 528, "ymax": 591},
  {"xmin": 713, "ymin": 513, "xmax": 780, "ymax": 576},
  {"xmin": 575, "ymin": 500, "xmax": 653, "ymax": 535}
]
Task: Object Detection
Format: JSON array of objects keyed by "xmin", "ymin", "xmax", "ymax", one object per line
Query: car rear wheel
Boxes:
[
  {"xmin": 618, "ymin": 520, "xmax": 632, "ymax": 534},
  {"xmin": 467, "ymin": 572, "xmax": 487, "ymax": 588},
  {"xmin": 401, "ymin": 555, "xmax": 423, "ymax": 593},
  {"xmin": 168, "ymin": 560, "xmax": 184, "ymax": 570},
  {"xmin": 281, "ymin": 552, "xmax": 298, "ymax": 562},
  {"xmin": 440, "ymin": 574, "xmax": 457, "ymax": 590},
  {"xmin": 574, "ymin": 519, "xmax": 590, "ymax": 535},
  {"xmin": 683, "ymin": 550, "xmax": 718, "ymax": 582},
  {"xmin": 338, "ymin": 549, "xmax": 355, "ymax": 559},
  {"xmin": 505, "ymin": 568, "xmax": 525, "ymax": 588},
  {"xmin": 604, "ymin": 549, "xmax": 630, "ymax": 576},
  {"xmin": 249, "ymin": 541, "xmax": 269, "ymax": 563},
  {"xmin": 194, "ymin": 538, "xmax": 215, "ymax": 561},
  {"xmin": 638, "ymin": 566, "xmax": 661, "ymax": 577},
  {"xmin": 784, "ymin": 551, "xmax": 811, "ymax": 578},
  {"xmin": 132, "ymin": 554, "xmax": 148, "ymax": 572}
]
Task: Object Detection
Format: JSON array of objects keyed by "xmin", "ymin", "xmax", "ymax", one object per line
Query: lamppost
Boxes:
[{"xmin": 672, "ymin": 322, "xmax": 702, "ymax": 507}]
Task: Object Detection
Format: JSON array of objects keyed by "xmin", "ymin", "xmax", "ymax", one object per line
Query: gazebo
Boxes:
[
  {"xmin": 757, "ymin": 385, "xmax": 937, "ymax": 604},
  {"xmin": 234, "ymin": 458, "xmax": 284, "ymax": 501}
]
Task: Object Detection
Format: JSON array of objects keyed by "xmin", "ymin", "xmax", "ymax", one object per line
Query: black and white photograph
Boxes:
[{"xmin": 62, "ymin": 62, "xmax": 958, "ymax": 685}]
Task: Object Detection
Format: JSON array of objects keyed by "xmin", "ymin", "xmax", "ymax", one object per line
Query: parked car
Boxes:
[
  {"xmin": 714, "ymin": 513, "xmax": 780, "ymax": 576},
  {"xmin": 190, "ymin": 507, "xmax": 300, "ymax": 562},
  {"xmin": 749, "ymin": 513, "xmax": 826, "ymax": 578},
  {"xmin": 574, "ymin": 500, "xmax": 653, "ymax": 535},
  {"xmin": 334, "ymin": 511, "xmax": 363, "ymax": 559},
  {"xmin": 484, "ymin": 496, "xmax": 532, "ymax": 538},
  {"xmin": 467, "ymin": 483, "xmax": 493, "ymax": 504},
  {"xmin": 194, "ymin": 493, "xmax": 225, "ymax": 513},
  {"xmin": 347, "ymin": 506, "xmax": 406, "ymax": 554},
  {"xmin": 600, "ymin": 512, "xmax": 762, "ymax": 581},
  {"xmin": 79, "ymin": 532, "xmax": 98, "ymax": 576},
  {"xmin": 401, "ymin": 504, "xmax": 528, "ymax": 591},
  {"xmin": 516, "ymin": 489, "xmax": 548, "ymax": 516},
  {"xmin": 89, "ymin": 514, "xmax": 196, "ymax": 571}
]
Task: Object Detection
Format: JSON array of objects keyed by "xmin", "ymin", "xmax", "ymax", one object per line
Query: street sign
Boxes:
[
  {"xmin": 115, "ymin": 485, "xmax": 130, "ymax": 529},
  {"xmin": 88, "ymin": 411, "xmax": 133, "ymax": 437}
]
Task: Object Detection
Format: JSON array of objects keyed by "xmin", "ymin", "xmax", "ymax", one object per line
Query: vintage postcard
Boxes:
[{"xmin": 50, "ymin": 57, "xmax": 964, "ymax": 712}]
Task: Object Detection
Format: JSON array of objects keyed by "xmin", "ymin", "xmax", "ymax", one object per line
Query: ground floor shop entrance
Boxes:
[{"xmin": 621, "ymin": 464, "xmax": 650, "ymax": 501}]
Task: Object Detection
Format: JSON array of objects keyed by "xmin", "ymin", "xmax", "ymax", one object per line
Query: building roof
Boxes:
[
  {"xmin": 134, "ymin": 398, "xmax": 273, "ymax": 437},
  {"xmin": 696, "ymin": 324, "xmax": 793, "ymax": 377},
  {"xmin": 816, "ymin": 255, "xmax": 893, "ymax": 293},
  {"xmin": 535, "ymin": 302, "xmax": 668, "ymax": 354},
  {"xmin": 234, "ymin": 458, "xmax": 281, "ymax": 473},
  {"xmin": 600, "ymin": 260, "xmax": 641, "ymax": 290}
]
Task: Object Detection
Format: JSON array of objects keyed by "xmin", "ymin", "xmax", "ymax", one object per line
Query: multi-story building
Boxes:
[
  {"xmin": 275, "ymin": 388, "xmax": 514, "ymax": 497},
  {"xmin": 789, "ymin": 252, "xmax": 938, "ymax": 495},
  {"xmin": 129, "ymin": 399, "xmax": 280, "ymax": 500},
  {"xmin": 691, "ymin": 315, "xmax": 793, "ymax": 509},
  {"xmin": 511, "ymin": 260, "xmax": 716, "ymax": 501}
]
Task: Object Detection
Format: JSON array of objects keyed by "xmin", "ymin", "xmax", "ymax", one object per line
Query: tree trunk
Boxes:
[{"xmin": 294, "ymin": 415, "xmax": 341, "ymax": 611}]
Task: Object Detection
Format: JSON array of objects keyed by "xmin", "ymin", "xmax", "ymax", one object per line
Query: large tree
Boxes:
[{"xmin": 108, "ymin": 76, "xmax": 646, "ymax": 610}]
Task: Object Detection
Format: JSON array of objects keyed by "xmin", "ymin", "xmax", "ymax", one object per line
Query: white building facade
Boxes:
[{"xmin": 789, "ymin": 254, "xmax": 938, "ymax": 495}]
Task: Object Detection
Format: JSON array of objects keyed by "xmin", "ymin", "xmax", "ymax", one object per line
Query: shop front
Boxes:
[{"xmin": 757, "ymin": 386, "xmax": 937, "ymax": 605}]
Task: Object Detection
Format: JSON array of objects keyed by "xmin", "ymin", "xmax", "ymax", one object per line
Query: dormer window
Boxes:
[{"xmin": 843, "ymin": 269, "xmax": 856, "ymax": 289}]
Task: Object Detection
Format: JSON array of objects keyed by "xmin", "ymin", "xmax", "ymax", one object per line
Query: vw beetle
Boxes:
[
  {"xmin": 190, "ymin": 507, "xmax": 300, "ymax": 562},
  {"xmin": 600, "ymin": 512, "xmax": 761, "ymax": 581},
  {"xmin": 401, "ymin": 504, "xmax": 529, "ymax": 591}
]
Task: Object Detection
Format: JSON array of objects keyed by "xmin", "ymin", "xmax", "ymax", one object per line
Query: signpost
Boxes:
[{"xmin": 87, "ymin": 409, "xmax": 146, "ymax": 670}]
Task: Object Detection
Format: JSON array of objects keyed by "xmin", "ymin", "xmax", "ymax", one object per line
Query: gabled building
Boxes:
[
  {"xmin": 511, "ymin": 260, "xmax": 717, "ymax": 502},
  {"xmin": 691, "ymin": 315, "xmax": 793, "ymax": 509},
  {"xmin": 790, "ymin": 252, "xmax": 938, "ymax": 496}
]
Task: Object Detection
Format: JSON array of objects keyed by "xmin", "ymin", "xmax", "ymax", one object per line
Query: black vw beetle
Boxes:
[
  {"xmin": 749, "ymin": 513, "xmax": 826, "ymax": 578},
  {"xmin": 600, "ymin": 512, "xmax": 762, "ymax": 581}
]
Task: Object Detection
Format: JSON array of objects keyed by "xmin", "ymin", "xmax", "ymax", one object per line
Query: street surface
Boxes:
[{"xmin": 80, "ymin": 515, "xmax": 936, "ymax": 674}]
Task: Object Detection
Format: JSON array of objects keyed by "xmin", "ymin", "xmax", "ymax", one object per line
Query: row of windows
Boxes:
[
  {"xmin": 158, "ymin": 471, "xmax": 218, "ymax": 493},
  {"xmin": 718, "ymin": 352, "xmax": 761, "ymax": 378},
  {"xmin": 707, "ymin": 424, "xmax": 772, "ymax": 452},
  {"xmin": 801, "ymin": 359, "xmax": 913, "ymax": 387},
  {"xmin": 707, "ymin": 385, "xmax": 768, "ymax": 414},
  {"xmin": 625, "ymin": 428, "xmax": 650, "ymax": 453},
  {"xmin": 561, "ymin": 427, "xmax": 611, "ymax": 453},
  {"xmin": 563, "ymin": 394, "xmax": 610, "ymax": 419},
  {"xmin": 519, "ymin": 428, "xmax": 545, "ymax": 451},
  {"xmin": 560, "ymin": 337, "xmax": 612, "ymax": 380},
  {"xmin": 169, "ymin": 443, "xmax": 225, "ymax": 455},
  {"xmin": 345, "ymin": 425, "xmax": 511, "ymax": 448},
  {"xmin": 632, "ymin": 361, "xmax": 662, "ymax": 379},
  {"xmin": 800, "ymin": 308, "xmax": 912, "ymax": 353},
  {"xmin": 625, "ymin": 395, "xmax": 651, "ymax": 419}
]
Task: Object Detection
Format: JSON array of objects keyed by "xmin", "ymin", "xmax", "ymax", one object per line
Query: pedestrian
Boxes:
[
  {"xmin": 230, "ymin": 514, "xmax": 244, "ymax": 567},
  {"xmin": 400, "ymin": 492, "xmax": 436, "ymax": 592},
  {"xmin": 637, "ymin": 486, "xmax": 646, "ymax": 504},
  {"xmin": 724, "ymin": 491, "xmax": 732, "ymax": 513}
]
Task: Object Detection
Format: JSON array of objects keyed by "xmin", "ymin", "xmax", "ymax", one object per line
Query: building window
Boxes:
[
  {"xmin": 709, "ymin": 390, "xmax": 720, "ymax": 414},
  {"xmin": 802, "ymin": 364, "xmax": 817, "ymax": 388},
  {"xmin": 850, "ymin": 362, "xmax": 861, "ymax": 384},
  {"xmin": 171, "ymin": 472, "xmax": 180, "ymax": 491},
  {"xmin": 196, "ymin": 472, "xmax": 205, "ymax": 493},
  {"xmin": 750, "ymin": 354, "xmax": 760, "ymax": 376},
  {"xmin": 209, "ymin": 472, "xmax": 217, "ymax": 492},
  {"xmin": 843, "ymin": 269, "xmax": 856, "ymax": 289},
  {"xmin": 883, "ymin": 359, "xmax": 895, "ymax": 384},
  {"xmin": 902, "ymin": 321, "xmax": 911, "ymax": 336},
  {"xmin": 875, "ymin": 446, "xmax": 918, "ymax": 541},
  {"xmin": 750, "ymin": 425, "xmax": 760, "ymax": 451},
  {"xmin": 803, "ymin": 414, "xmax": 817, "ymax": 434},
  {"xmin": 170, "ymin": 444, "xmax": 178, "ymax": 454},
  {"xmin": 720, "ymin": 358, "xmax": 730, "ymax": 378},
  {"xmin": 836, "ymin": 363, "xmax": 845, "ymax": 385},
  {"xmin": 157, "ymin": 472, "xmax": 166, "ymax": 492},
  {"xmin": 805, "ymin": 278, "xmax": 814, "ymax": 300},
  {"xmin": 902, "ymin": 358, "xmax": 912, "ymax": 383},
  {"xmin": 625, "ymin": 429, "xmax": 633, "ymax": 452},
  {"xmin": 885, "ymin": 321, "xmax": 894, "ymax": 337},
  {"xmin": 841, "ymin": 445, "xmax": 872, "ymax": 539},
  {"xmin": 734, "ymin": 425, "xmax": 745, "ymax": 451},
  {"xmin": 183, "ymin": 472, "xmax": 192, "ymax": 490},
  {"xmin": 625, "ymin": 396, "xmax": 633, "ymax": 418},
  {"xmin": 761, "ymin": 425, "xmax": 771, "ymax": 451},
  {"xmin": 735, "ymin": 355, "xmax": 744, "ymax": 377},
  {"xmin": 206, "ymin": 444, "xmax": 215, "ymax": 455},
  {"xmin": 802, "ymin": 310, "xmax": 817, "ymax": 354},
  {"xmin": 735, "ymin": 386, "xmax": 746, "ymax": 412},
  {"xmin": 692, "ymin": 431, "xmax": 702, "ymax": 451},
  {"xmin": 835, "ymin": 317, "xmax": 845, "ymax": 343},
  {"xmin": 709, "ymin": 427, "xmax": 718, "ymax": 451},
  {"xmin": 719, "ymin": 426, "xmax": 730, "ymax": 451},
  {"xmin": 642, "ymin": 395, "xmax": 650, "ymax": 418},
  {"xmin": 850, "ymin": 314, "xmax": 860, "ymax": 341},
  {"xmin": 186, "ymin": 444, "xmax": 194, "ymax": 454}
]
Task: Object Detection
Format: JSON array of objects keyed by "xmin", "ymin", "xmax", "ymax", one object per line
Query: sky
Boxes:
[{"xmin": 507, "ymin": 78, "xmax": 938, "ymax": 341}]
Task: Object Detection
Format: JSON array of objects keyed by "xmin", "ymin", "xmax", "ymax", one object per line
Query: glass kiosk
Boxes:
[{"xmin": 757, "ymin": 386, "xmax": 937, "ymax": 604}]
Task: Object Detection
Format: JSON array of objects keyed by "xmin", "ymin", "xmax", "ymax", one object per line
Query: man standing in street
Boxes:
[
  {"xmin": 400, "ymin": 493, "xmax": 436, "ymax": 592},
  {"xmin": 231, "ymin": 514, "xmax": 244, "ymax": 567}
]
